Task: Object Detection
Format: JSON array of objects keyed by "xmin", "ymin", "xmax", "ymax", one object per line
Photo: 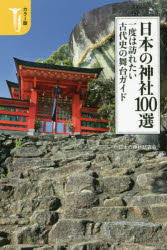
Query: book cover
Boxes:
[{"xmin": 0, "ymin": 0, "xmax": 167, "ymax": 249}]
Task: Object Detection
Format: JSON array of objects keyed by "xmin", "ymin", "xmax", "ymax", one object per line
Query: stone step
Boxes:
[
  {"xmin": 0, "ymin": 196, "xmax": 60, "ymax": 218},
  {"xmin": 0, "ymin": 222, "xmax": 30, "ymax": 235},
  {"xmin": 139, "ymin": 157, "xmax": 167, "ymax": 173},
  {"xmin": 0, "ymin": 216, "xmax": 29, "ymax": 226},
  {"xmin": 0, "ymin": 231, "xmax": 10, "ymax": 247},
  {"xmin": 7, "ymin": 167, "xmax": 56, "ymax": 179},
  {"xmin": 99, "ymin": 176, "xmax": 134, "ymax": 196},
  {"xmin": 27, "ymin": 161, "xmax": 91, "ymax": 180},
  {"xmin": 2, "ymin": 245, "xmax": 41, "ymax": 250},
  {"xmin": 6, "ymin": 159, "xmax": 92, "ymax": 180},
  {"xmin": 102, "ymin": 221, "xmax": 166, "ymax": 246},
  {"xmin": 125, "ymin": 204, "xmax": 167, "ymax": 223},
  {"xmin": 125, "ymin": 193, "xmax": 167, "ymax": 206},
  {"xmin": 0, "ymin": 179, "xmax": 40, "ymax": 201},
  {"xmin": 110, "ymin": 243, "xmax": 165, "ymax": 249},
  {"xmin": 6, "ymin": 158, "xmax": 57, "ymax": 179},
  {"xmin": 2, "ymin": 245, "xmax": 55, "ymax": 250},
  {"xmin": 135, "ymin": 171, "xmax": 167, "ymax": 193},
  {"xmin": 34, "ymin": 247, "xmax": 55, "ymax": 250},
  {"xmin": 0, "ymin": 178, "xmax": 20, "ymax": 185},
  {"xmin": 11, "ymin": 223, "xmax": 50, "ymax": 245},
  {"xmin": 70, "ymin": 240, "xmax": 110, "ymax": 249},
  {"xmin": 103, "ymin": 197, "xmax": 126, "ymax": 206},
  {"xmin": 64, "ymin": 205, "xmax": 167, "ymax": 223},
  {"xmin": 64, "ymin": 207, "xmax": 128, "ymax": 221},
  {"xmin": 71, "ymin": 241, "xmax": 163, "ymax": 250},
  {"xmin": 48, "ymin": 219, "xmax": 166, "ymax": 247},
  {"xmin": 97, "ymin": 167, "xmax": 135, "ymax": 177},
  {"xmin": 10, "ymin": 146, "xmax": 44, "ymax": 158}
]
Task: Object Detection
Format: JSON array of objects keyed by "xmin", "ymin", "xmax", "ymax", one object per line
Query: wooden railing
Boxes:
[
  {"xmin": 0, "ymin": 107, "xmax": 29, "ymax": 132},
  {"xmin": 81, "ymin": 107, "xmax": 109, "ymax": 134}
]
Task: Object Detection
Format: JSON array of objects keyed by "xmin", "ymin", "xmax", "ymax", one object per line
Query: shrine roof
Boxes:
[
  {"xmin": 6, "ymin": 80, "xmax": 19, "ymax": 89},
  {"xmin": 0, "ymin": 97, "xmax": 29, "ymax": 108},
  {"xmin": 0, "ymin": 97, "xmax": 28, "ymax": 102},
  {"xmin": 14, "ymin": 58, "xmax": 102, "ymax": 76}
]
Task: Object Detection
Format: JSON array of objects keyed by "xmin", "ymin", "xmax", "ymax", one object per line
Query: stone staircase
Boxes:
[{"xmin": 0, "ymin": 133, "xmax": 167, "ymax": 249}]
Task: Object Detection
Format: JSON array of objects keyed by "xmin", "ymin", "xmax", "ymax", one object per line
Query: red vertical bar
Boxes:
[
  {"xmin": 64, "ymin": 122, "xmax": 66, "ymax": 134},
  {"xmin": 52, "ymin": 122, "xmax": 54, "ymax": 134},
  {"xmin": 27, "ymin": 88, "xmax": 37, "ymax": 131},
  {"xmin": 43, "ymin": 121, "xmax": 46, "ymax": 133},
  {"xmin": 72, "ymin": 93, "xmax": 81, "ymax": 133},
  {"xmin": 20, "ymin": 76, "xmax": 23, "ymax": 100}
]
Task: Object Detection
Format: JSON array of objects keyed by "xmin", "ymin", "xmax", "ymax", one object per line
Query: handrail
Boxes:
[
  {"xmin": 81, "ymin": 126, "xmax": 109, "ymax": 132},
  {"xmin": 0, "ymin": 110, "xmax": 29, "ymax": 116},
  {"xmin": 0, "ymin": 126, "xmax": 28, "ymax": 132},
  {"xmin": 0, "ymin": 107, "xmax": 29, "ymax": 132},
  {"xmin": 81, "ymin": 117, "xmax": 108, "ymax": 123},
  {"xmin": 0, "ymin": 120, "xmax": 28, "ymax": 126},
  {"xmin": 81, "ymin": 107, "xmax": 97, "ymax": 112}
]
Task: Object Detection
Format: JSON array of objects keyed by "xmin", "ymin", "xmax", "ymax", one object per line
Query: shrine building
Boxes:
[{"xmin": 0, "ymin": 58, "xmax": 109, "ymax": 134}]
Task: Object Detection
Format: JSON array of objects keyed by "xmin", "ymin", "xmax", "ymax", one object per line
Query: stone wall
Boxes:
[{"xmin": 0, "ymin": 133, "xmax": 167, "ymax": 249}]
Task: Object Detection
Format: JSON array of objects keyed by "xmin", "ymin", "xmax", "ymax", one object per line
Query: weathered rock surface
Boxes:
[
  {"xmin": 69, "ymin": 1, "xmax": 167, "ymax": 87},
  {"xmin": 69, "ymin": 2, "xmax": 130, "ymax": 79},
  {"xmin": 0, "ymin": 133, "xmax": 167, "ymax": 249}
]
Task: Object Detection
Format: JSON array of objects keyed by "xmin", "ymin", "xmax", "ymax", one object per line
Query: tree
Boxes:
[
  {"xmin": 87, "ymin": 78, "xmax": 115, "ymax": 132},
  {"xmin": 116, "ymin": 0, "xmax": 167, "ymax": 19},
  {"xmin": 36, "ymin": 44, "xmax": 72, "ymax": 66}
]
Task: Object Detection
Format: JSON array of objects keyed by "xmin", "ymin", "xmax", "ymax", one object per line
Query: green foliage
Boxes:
[
  {"xmin": 160, "ymin": 97, "xmax": 167, "ymax": 116},
  {"xmin": 146, "ymin": 0, "xmax": 167, "ymax": 18},
  {"xmin": 87, "ymin": 78, "xmax": 115, "ymax": 107},
  {"xmin": 1, "ymin": 168, "xmax": 11, "ymax": 178},
  {"xmin": 34, "ymin": 118, "xmax": 42, "ymax": 131},
  {"xmin": 117, "ymin": 0, "xmax": 167, "ymax": 19},
  {"xmin": 67, "ymin": 121, "xmax": 74, "ymax": 132},
  {"xmin": 26, "ymin": 177, "xmax": 32, "ymax": 182},
  {"xmin": 87, "ymin": 78, "xmax": 115, "ymax": 132},
  {"xmin": 97, "ymin": 104, "xmax": 115, "ymax": 132},
  {"xmin": 36, "ymin": 59, "xmax": 43, "ymax": 63},
  {"xmin": 1, "ymin": 173, "xmax": 7, "ymax": 178},
  {"xmin": 92, "ymin": 61, "xmax": 101, "ymax": 69},
  {"xmin": 29, "ymin": 220, "xmax": 35, "ymax": 225},
  {"xmin": 36, "ymin": 44, "xmax": 72, "ymax": 66},
  {"xmin": 160, "ymin": 97, "xmax": 167, "ymax": 130},
  {"xmin": 15, "ymin": 138, "xmax": 24, "ymax": 148}
]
